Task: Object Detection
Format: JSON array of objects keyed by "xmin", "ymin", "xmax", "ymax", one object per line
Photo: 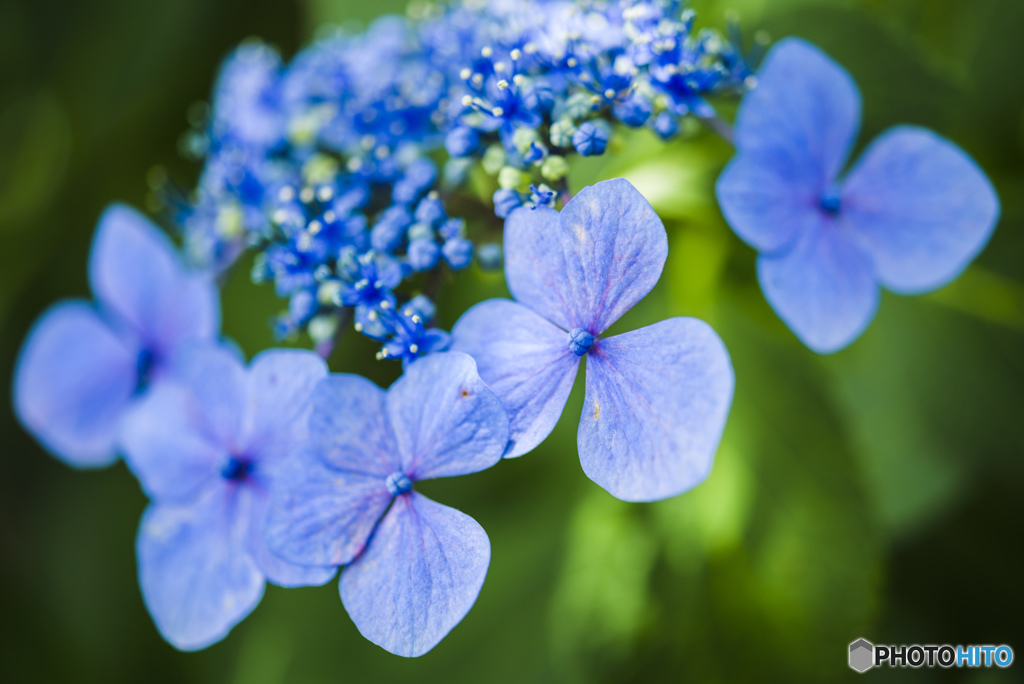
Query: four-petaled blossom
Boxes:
[
  {"xmin": 119, "ymin": 344, "xmax": 336, "ymax": 650},
  {"xmin": 716, "ymin": 38, "xmax": 1000, "ymax": 353},
  {"xmin": 452, "ymin": 178, "xmax": 735, "ymax": 502},
  {"xmin": 13, "ymin": 205, "xmax": 219, "ymax": 467},
  {"xmin": 264, "ymin": 352, "xmax": 509, "ymax": 657}
]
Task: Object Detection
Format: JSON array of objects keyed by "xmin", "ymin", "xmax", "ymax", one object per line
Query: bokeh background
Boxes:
[{"xmin": 2, "ymin": 0, "xmax": 1023, "ymax": 681}]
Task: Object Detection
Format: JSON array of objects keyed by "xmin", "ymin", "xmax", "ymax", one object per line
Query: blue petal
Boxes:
[
  {"xmin": 733, "ymin": 37, "xmax": 860, "ymax": 188},
  {"xmin": 120, "ymin": 382, "xmax": 224, "ymax": 502},
  {"xmin": 504, "ymin": 178, "xmax": 667, "ymax": 334},
  {"xmin": 757, "ymin": 221, "xmax": 879, "ymax": 354},
  {"xmin": 578, "ymin": 318, "xmax": 734, "ymax": 502},
  {"xmin": 13, "ymin": 301, "xmax": 137, "ymax": 467},
  {"xmin": 88, "ymin": 204, "xmax": 219, "ymax": 362},
  {"xmin": 451, "ymin": 299, "xmax": 579, "ymax": 458},
  {"xmin": 309, "ymin": 375, "xmax": 398, "ymax": 477},
  {"xmin": 172, "ymin": 343, "xmax": 249, "ymax": 452},
  {"xmin": 841, "ymin": 126, "xmax": 1001, "ymax": 294},
  {"xmin": 385, "ymin": 352, "xmax": 509, "ymax": 480},
  {"xmin": 339, "ymin": 492, "xmax": 490, "ymax": 657},
  {"xmin": 716, "ymin": 153, "xmax": 824, "ymax": 253},
  {"xmin": 246, "ymin": 485, "xmax": 338, "ymax": 587},
  {"xmin": 136, "ymin": 484, "xmax": 264, "ymax": 651},
  {"xmin": 263, "ymin": 449, "xmax": 392, "ymax": 567},
  {"xmin": 243, "ymin": 349, "xmax": 328, "ymax": 472}
]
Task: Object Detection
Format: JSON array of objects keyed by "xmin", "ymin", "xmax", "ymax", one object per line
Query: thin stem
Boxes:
[
  {"xmin": 315, "ymin": 307, "xmax": 352, "ymax": 361},
  {"xmin": 700, "ymin": 115, "xmax": 735, "ymax": 146}
]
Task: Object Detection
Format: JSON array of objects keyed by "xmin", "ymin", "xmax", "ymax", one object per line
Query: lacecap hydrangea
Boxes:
[{"xmin": 11, "ymin": 0, "xmax": 998, "ymax": 660}]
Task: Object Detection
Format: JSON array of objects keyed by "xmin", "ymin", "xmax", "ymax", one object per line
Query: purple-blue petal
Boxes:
[
  {"xmin": 841, "ymin": 125, "xmax": 1000, "ymax": 294},
  {"xmin": 246, "ymin": 486, "xmax": 338, "ymax": 587},
  {"xmin": 136, "ymin": 484, "xmax": 264, "ymax": 651},
  {"xmin": 171, "ymin": 343, "xmax": 249, "ymax": 451},
  {"xmin": 339, "ymin": 492, "xmax": 490, "ymax": 657},
  {"xmin": 13, "ymin": 301, "xmax": 137, "ymax": 467},
  {"xmin": 757, "ymin": 221, "xmax": 879, "ymax": 354},
  {"xmin": 242, "ymin": 349, "xmax": 328, "ymax": 472},
  {"xmin": 504, "ymin": 179, "xmax": 667, "ymax": 334},
  {"xmin": 578, "ymin": 318, "xmax": 734, "ymax": 502},
  {"xmin": 451, "ymin": 299, "xmax": 579, "ymax": 458},
  {"xmin": 716, "ymin": 153, "xmax": 821, "ymax": 254},
  {"xmin": 385, "ymin": 352, "xmax": 508, "ymax": 480},
  {"xmin": 733, "ymin": 37, "xmax": 860, "ymax": 188},
  {"xmin": 264, "ymin": 449, "xmax": 392, "ymax": 567},
  {"xmin": 309, "ymin": 375, "xmax": 399, "ymax": 477},
  {"xmin": 88, "ymin": 204, "xmax": 219, "ymax": 361},
  {"xmin": 119, "ymin": 382, "xmax": 224, "ymax": 502}
]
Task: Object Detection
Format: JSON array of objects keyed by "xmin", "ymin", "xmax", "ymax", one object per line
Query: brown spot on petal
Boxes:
[
  {"xmin": 461, "ymin": 389, "xmax": 470, "ymax": 398},
  {"xmin": 593, "ymin": 403, "xmax": 600, "ymax": 420}
]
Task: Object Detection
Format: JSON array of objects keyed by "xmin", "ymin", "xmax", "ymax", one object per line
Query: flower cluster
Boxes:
[
  {"xmin": 175, "ymin": 0, "xmax": 756, "ymax": 359},
  {"xmin": 11, "ymin": 0, "xmax": 1000, "ymax": 664}
]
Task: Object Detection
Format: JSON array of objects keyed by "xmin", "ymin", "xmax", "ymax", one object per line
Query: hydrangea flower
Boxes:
[
  {"xmin": 716, "ymin": 38, "xmax": 1000, "ymax": 353},
  {"xmin": 13, "ymin": 205, "xmax": 219, "ymax": 467},
  {"xmin": 118, "ymin": 344, "xmax": 335, "ymax": 650},
  {"xmin": 264, "ymin": 352, "xmax": 509, "ymax": 656},
  {"xmin": 452, "ymin": 178, "xmax": 734, "ymax": 502}
]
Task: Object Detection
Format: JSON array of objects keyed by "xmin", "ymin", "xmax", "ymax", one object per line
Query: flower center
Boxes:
[
  {"xmin": 820, "ymin": 184, "xmax": 842, "ymax": 214},
  {"xmin": 385, "ymin": 471, "xmax": 413, "ymax": 497},
  {"xmin": 221, "ymin": 456, "xmax": 254, "ymax": 481},
  {"xmin": 568, "ymin": 328, "xmax": 595, "ymax": 356}
]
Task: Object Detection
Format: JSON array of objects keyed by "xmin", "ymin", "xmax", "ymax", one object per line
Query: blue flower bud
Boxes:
[
  {"xmin": 652, "ymin": 111, "xmax": 679, "ymax": 140},
  {"xmin": 392, "ymin": 159, "xmax": 437, "ymax": 205},
  {"xmin": 567, "ymin": 328, "xmax": 594, "ymax": 356},
  {"xmin": 407, "ymin": 222, "xmax": 434, "ymax": 242},
  {"xmin": 402, "ymin": 294, "xmax": 436, "ymax": 322},
  {"xmin": 442, "ymin": 237, "xmax": 473, "ymax": 270},
  {"xmin": 385, "ymin": 471, "xmax": 413, "ymax": 496},
  {"xmin": 493, "ymin": 188, "xmax": 522, "ymax": 218},
  {"xmin": 572, "ymin": 121, "xmax": 609, "ymax": 157},
  {"xmin": 613, "ymin": 96, "xmax": 652, "ymax": 127},
  {"xmin": 407, "ymin": 238, "xmax": 441, "ymax": 271},
  {"xmin": 370, "ymin": 205, "xmax": 412, "ymax": 253},
  {"xmin": 439, "ymin": 218, "xmax": 465, "ymax": 241},
  {"xmin": 476, "ymin": 242, "xmax": 503, "ymax": 271},
  {"xmin": 414, "ymin": 195, "xmax": 446, "ymax": 226},
  {"xmin": 445, "ymin": 126, "xmax": 480, "ymax": 158}
]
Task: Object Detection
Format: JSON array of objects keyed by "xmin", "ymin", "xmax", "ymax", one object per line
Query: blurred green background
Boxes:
[{"xmin": 2, "ymin": 0, "xmax": 1023, "ymax": 681}]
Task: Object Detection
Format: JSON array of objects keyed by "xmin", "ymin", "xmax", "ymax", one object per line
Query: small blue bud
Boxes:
[
  {"xmin": 439, "ymin": 218, "xmax": 465, "ymax": 241},
  {"xmin": 385, "ymin": 471, "xmax": 413, "ymax": 496},
  {"xmin": 493, "ymin": 188, "xmax": 522, "ymax": 218},
  {"xmin": 572, "ymin": 121, "xmax": 609, "ymax": 157},
  {"xmin": 370, "ymin": 206, "xmax": 412, "ymax": 253},
  {"xmin": 402, "ymin": 294, "xmax": 436, "ymax": 322},
  {"xmin": 407, "ymin": 238, "xmax": 441, "ymax": 271},
  {"xmin": 392, "ymin": 159, "xmax": 437, "ymax": 205},
  {"xmin": 476, "ymin": 242, "xmax": 503, "ymax": 271},
  {"xmin": 652, "ymin": 111, "xmax": 679, "ymax": 140},
  {"xmin": 445, "ymin": 126, "xmax": 480, "ymax": 158},
  {"xmin": 289, "ymin": 289, "xmax": 316, "ymax": 323},
  {"xmin": 613, "ymin": 96, "xmax": 652, "ymax": 127},
  {"xmin": 567, "ymin": 328, "xmax": 594, "ymax": 356},
  {"xmin": 442, "ymin": 237, "xmax": 473, "ymax": 269},
  {"xmin": 406, "ymin": 222, "xmax": 434, "ymax": 242},
  {"xmin": 415, "ymin": 195, "xmax": 446, "ymax": 226}
]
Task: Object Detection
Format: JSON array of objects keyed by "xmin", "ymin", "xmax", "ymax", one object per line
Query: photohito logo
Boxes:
[{"xmin": 849, "ymin": 639, "xmax": 1014, "ymax": 672}]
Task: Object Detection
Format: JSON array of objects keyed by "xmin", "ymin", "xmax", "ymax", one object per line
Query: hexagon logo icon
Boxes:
[{"xmin": 849, "ymin": 638, "xmax": 874, "ymax": 673}]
